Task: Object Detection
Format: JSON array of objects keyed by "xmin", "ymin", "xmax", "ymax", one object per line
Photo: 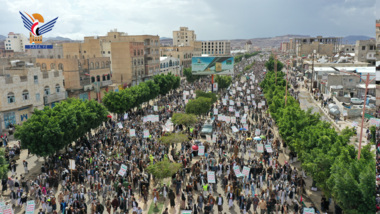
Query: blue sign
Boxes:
[{"xmin": 25, "ymin": 45, "xmax": 53, "ymax": 49}]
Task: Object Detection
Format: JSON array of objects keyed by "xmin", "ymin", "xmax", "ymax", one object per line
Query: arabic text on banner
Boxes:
[
  {"xmin": 257, "ymin": 144, "xmax": 264, "ymax": 153},
  {"xmin": 118, "ymin": 164, "xmax": 128, "ymax": 176},
  {"xmin": 207, "ymin": 171, "xmax": 216, "ymax": 183},
  {"xmin": 198, "ymin": 146, "xmax": 205, "ymax": 155}
]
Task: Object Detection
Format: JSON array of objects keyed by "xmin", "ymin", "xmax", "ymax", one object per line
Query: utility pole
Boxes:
[
  {"xmin": 310, "ymin": 50, "xmax": 315, "ymax": 93},
  {"xmin": 357, "ymin": 73, "xmax": 372, "ymax": 160}
]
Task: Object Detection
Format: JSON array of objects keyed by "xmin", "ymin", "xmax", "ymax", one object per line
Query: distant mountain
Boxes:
[
  {"xmin": 0, "ymin": 35, "xmax": 6, "ymax": 40},
  {"xmin": 45, "ymin": 36, "xmax": 73, "ymax": 41},
  {"xmin": 343, "ymin": 35, "xmax": 374, "ymax": 45}
]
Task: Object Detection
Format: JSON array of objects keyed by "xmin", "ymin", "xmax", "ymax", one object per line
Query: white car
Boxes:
[{"xmin": 350, "ymin": 98, "xmax": 364, "ymax": 105}]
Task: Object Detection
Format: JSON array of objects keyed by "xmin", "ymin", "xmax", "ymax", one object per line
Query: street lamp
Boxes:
[
  {"xmin": 331, "ymin": 67, "xmax": 376, "ymax": 160},
  {"xmin": 310, "ymin": 50, "xmax": 316, "ymax": 93}
]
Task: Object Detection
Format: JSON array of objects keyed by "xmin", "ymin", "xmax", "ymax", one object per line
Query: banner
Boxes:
[
  {"xmin": 242, "ymin": 166, "xmax": 250, "ymax": 177},
  {"xmin": 143, "ymin": 130, "xmax": 149, "ymax": 138},
  {"xmin": 229, "ymin": 106, "xmax": 234, "ymax": 112},
  {"xmin": 258, "ymin": 103, "xmax": 262, "ymax": 109},
  {"xmin": 225, "ymin": 116, "xmax": 231, "ymax": 123},
  {"xmin": 183, "ymin": 90, "xmax": 189, "ymax": 95},
  {"xmin": 369, "ymin": 118, "xmax": 380, "ymax": 127},
  {"xmin": 352, "ymin": 121, "xmax": 358, "ymax": 127},
  {"xmin": 198, "ymin": 146, "xmax": 205, "ymax": 155},
  {"xmin": 230, "ymin": 100, "xmax": 235, "ymax": 105},
  {"xmin": 154, "ymin": 106, "xmax": 158, "ymax": 111},
  {"xmin": 257, "ymin": 144, "xmax": 264, "ymax": 153},
  {"xmin": 243, "ymin": 123, "xmax": 248, "ymax": 131},
  {"xmin": 265, "ymin": 145, "xmax": 273, "ymax": 153},
  {"xmin": 118, "ymin": 164, "xmax": 128, "ymax": 176},
  {"xmin": 241, "ymin": 117, "xmax": 247, "ymax": 124},
  {"xmin": 235, "ymin": 112, "xmax": 240, "ymax": 117},
  {"xmin": 247, "ymin": 96, "xmax": 251, "ymax": 101},
  {"xmin": 3, "ymin": 205, "xmax": 12, "ymax": 214},
  {"xmin": 206, "ymin": 135, "xmax": 211, "ymax": 142},
  {"xmin": 123, "ymin": 113, "xmax": 128, "ymax": 120},
  {"xmin": 207, "ymin": 171, "xmax": 216, "ymax": 183},
  {"xmin": 130, "ymin": 129, "xmax": 136, "ymax": 137},
  {"xmin": 231, "ymin": 126, "xmax": 239, "ymax": 133},
  {"xmin": 237, "ymin": 102, "xmax": 241, "ymax": 107},
  {"xmin": 212, "ymin": 134, "xmax": 217, "ymax": 143},
  {"xmin": 0, "ymin": 202, "xmax": 4, "ymax": 214},
  {"xmin": 223, "ymin": 99, "xmax": 227, "ymax": 105},
  {"xmin": 231, "ymin": 117, "xmax": 236, "ymax": 124},
  {"xmin": 25, "ymin": 200, "xmax": 35, "ymax": 214},
  {"xmin": 214, "ymin": 108, "xmax": 218, "ymax": 115},
  {"xmin": 303, "ymin": 208, "xmax": 315, "ymax": 214}
]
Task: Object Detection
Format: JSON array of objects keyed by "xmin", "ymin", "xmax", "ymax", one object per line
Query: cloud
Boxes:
[{"xmin": 0, "ymin": 0, "xmax": 376, "ymax": 40}]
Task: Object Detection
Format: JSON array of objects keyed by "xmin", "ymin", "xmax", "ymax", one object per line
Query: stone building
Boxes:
[
  {"xmin": 173, "ymin": 27, "xmax": 197, "ymax": 47},
  {"xmin": 201, "ymin": 40, "xmax": 231, "ymax": 56},
  {"xmin": 160, "ymin": 57, "xmax": 181, "ymax": 76},
  {"xmin": 289, "ymin": 36, "xmax": 342, "ymax": 57},
  {"xmin": 27, "ymin": 43, "xmax": 63, "ymax": 59},
  {"xmin": 4, "ymin": 32, "xmax": 28, "ymax": 52},
  {"xmin": 355, "ymin": 40, "xmax": 376, "ymax": 66},
  {"xmin": 0, "ymin": 65, "xmax": 66, "ymax": 131}
]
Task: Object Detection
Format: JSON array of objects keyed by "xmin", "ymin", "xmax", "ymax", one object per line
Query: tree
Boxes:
[
  {"xmin": 195, "ymin": 90, "xmax": 217, "ymax": 103},
  {"xmin": 186, "ymin": 97, "xmax": 212, "ymax": 116},
  {"xmin": 265, "ymin": 55, "xmax": 284, "ymax": 72},
  {"xmin": 0, "ymin": 149, "xmax": 8, "ymax": 179},
  {"xmin": 159, "ymin": 133, "xmax": 189, "ymax": 146},
  {"xmin": 370, "ymin": 126, "xmax": 376, "ymax": 143},
  {"xmin": 153, "ymin": 74, "xmax": 174, "ymax": 95},
  {"xmin": 146, "ymin": 158, "xmax": 182, "ymax": 185},
  {"xmin": 214, "ymin": 75, "xmax": 232, "ymax": 90},
  {"xmin": 183, "ymin": 67, "xmax": 200, "ymax": 83},
  {"xmin": 171, "ymin": 113, "xmax": 198, "ymax": 127}
]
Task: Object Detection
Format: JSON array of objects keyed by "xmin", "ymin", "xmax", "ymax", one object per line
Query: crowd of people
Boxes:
[{"xmin": 0, "ymin": 54, "xmax": 332, "ymax": 214}]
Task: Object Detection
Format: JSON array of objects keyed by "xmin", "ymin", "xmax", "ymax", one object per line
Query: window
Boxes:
[
  {"xmin": 362, "ymin": 46, "xmax": 366, "ymax": 50},
  {"xmin": 22, "ymin": 90, "xmax": 29, "ymax": 100},
  {"xmin": 44, "ymin": 86, "xmax": 50, "ymax": 95},
  {"xmin": 95, "ymin": 62, "xmax": 99, "ymax": 69},
  {"xmin": 58, "ymin": 63, "xmax": 64, "ymax": 71},
  {"xmin": 108, "ymin": 51, "xmax": 110, "ymax": 54},
  {"xmin": 107, "ymin": 74, "xmax": 110, "ymax": 80},
  {"xmin": 36, "ymin": 93, "xmax": 40, "ymax": 101},
  {"xmin": 96, "ymin": 75, "xmax": 100, "ymax": 82},
  {"xmin": 41, "ymin": 63, "xmax": 47, "ymax": 71},
  {"xmin": 34, "ymin": 75, "xmax": 38, "ymax": 84},
  {"xmin": 134, "ymin": 50, "xmax": 136, "ymax": 56},
  {"xmin": 134, "ymin": 59, "xmax": 137, "ymax": 66},
  {"xmin": 370, "ymin": 45, "xmax": 374, "ymax": 50},
  {"xmin": 7, "ymin": 92, "xmax": 15, "ymax": 103},
  {"xmin": 91, "ymin": 76, "xmax": 95, "ymax": 83},
  {"xmin": 50, "ymin": 63, "xmax": 55, "ymax": 69},
  {"xmin": 90, "ymin": 62, "xmax": 94, "ymax": 69},
  {"xmin": 114, "ymin": 35, "xmax": 116, "ymax": 39},
  {"xmin": 101, "ymin": 61, "xmax": 104, "ymax": 68},
  {"xmin": 102, "ymin": 75, "xmax": 106, "ymax": 81},
  {"xmin": 55, "ymin": 84, "xmax": 60, "ymax": 93}
]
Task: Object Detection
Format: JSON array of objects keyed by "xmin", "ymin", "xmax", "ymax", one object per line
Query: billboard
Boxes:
[{"xmin": 192, "ymin": 56, "xmax": 234, "ymax": 75}]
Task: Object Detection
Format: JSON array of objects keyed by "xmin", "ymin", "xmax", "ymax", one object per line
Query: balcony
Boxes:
[{"xmin": 44, "ymin": 91, "xmax": 67, "ymax": 104}]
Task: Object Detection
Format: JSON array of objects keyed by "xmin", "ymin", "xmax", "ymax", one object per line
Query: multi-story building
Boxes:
[
  {"xmin": 173, "ymin": 27, "xmax": 196, "ymax": 47},
  {"xmin": 36, "ymin": 57, "xmax": 112, "ymax": 101},
  {"xmin": 160, "ymin": 57, "xmax": 181, "ymax": 76},
  {"xmin": 289, "ymin": 36, "xmax": 342, "ymax": 57},
  {"xmin": 280, "ymin": 42, "xmax": 290, "ymax": 53},
  {"xmin": 340, "ymin": 45, "xmax": 355, "ymax": 54},
  {"xmin": 354, "ymin": 40, "xmax": 376, "ymax": 66},
  {"xmin": 0, "ymin": 63, "xmax": 66, "ymax": 130},
  {"xmin": 4, "ymin": 32, "xmax": 28, "ymax": 52},
  {"xmin": 245, "ymin": 41, "xmax": 253, "ymax": 53},
  {"xmin": 62, "ymin": 30, "xmax": 160, "ymax": 86},
  {"xmin": 201, "ymin": 41, "xmax": 231, "ymax": 56},
  {"xmin": 160, "ymin": 46, "xmax": 195, "ymax": 68}
]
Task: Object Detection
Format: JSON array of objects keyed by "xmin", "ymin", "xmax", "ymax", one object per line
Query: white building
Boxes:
[
  {"xmin": 160, "ymin": 57, "xmax": 181, "ymax": 76},
  {"xmin": 0, "ymin": 65, "xmax": 66, "ymax": 131},
  {"xmin": 201, "ymin": 40, "xmax": 231, "ymax": 56},
  {"xmin": 4, "ymin": 32, "xmax": 29, "ymax": 52}
]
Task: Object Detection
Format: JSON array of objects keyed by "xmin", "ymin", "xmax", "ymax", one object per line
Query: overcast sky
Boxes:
[{"xmin": 1, "ymin": 0, "xmax": 377, "ymax": 40}]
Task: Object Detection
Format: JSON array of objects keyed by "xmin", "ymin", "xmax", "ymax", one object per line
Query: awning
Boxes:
[
  {"xmin": 330, "ymin": 85, "xmax": 343, "ymax": 90},
  {"xmin": 356, "ymin": 84, "xmax": 376, "ymax": 89}
]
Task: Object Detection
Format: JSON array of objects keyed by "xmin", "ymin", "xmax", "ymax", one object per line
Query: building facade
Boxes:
[
  {"xmin": 0, "ymin": 66, "xmax": 66, "ymax": 131},
  {"xmin": 201, "ymin": 41, "xmax": 231, "ymax": 56},
  {"xmin": 160, "ymin": 57, "xmax": 181, "ymax": 76},
  {"xmin": 4, "ymin": 32, "xmax": 28, "ymax": 52},
  {"xmin": 173, "ymin": 27, "xmax": 196, "ymax": 47},
  {"xmin": 355, "ymin": 40, "xmax": 376, "ymax": 66},
  {"xmin": 160, "ymin": 46, "xmax": 196, "ymax": 68},
  {"xmin": 27, "ymin": 43, "xmax": 63, "ymax": 59},
  {"xmin": 62, "ymin": 30, "xmax": 160, "ymax": 86},
  {"xmin": 289, "ymin": 36, "xmax": 342, "ymax": 57}
]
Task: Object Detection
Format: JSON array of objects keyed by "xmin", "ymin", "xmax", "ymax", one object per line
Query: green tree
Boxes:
[
  {"xmin": 159, "ymin": 133, "xmax": 189, "ymax": 146},
  {"xmin": 195, "ymin": 90, "xmax": 218, "ymax": 103},
  {"xmin": 265, "ymin": 55, "xmax": 284, "ymax": 72},
  {"xmin": 146, "ymin": 158, "xmax": 182, "ymax": 185},
  {"xmin": 186, "ymin": 97, "xmax": 212, "ymax": 116},
  {"xmin": 183, "ymin": 67, "xmax": 200, "ymax": 83},
  {"xmin": 370, "ymin": 126, "xmax": 376, "ymax": 143},
  {"xmin": 171, "ymin": 113, "xmax": 198, "ymax": 127},
  {"xmin": 214, "ymin": 75, "xmax": 232, "ymax": 90},
  {"xmin": 0, "ymin": 149, "xmax": 9, "ymax": 179}
]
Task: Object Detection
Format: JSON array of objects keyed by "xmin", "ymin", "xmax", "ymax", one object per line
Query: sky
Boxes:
[{"xmin": 0, "ymin": 0, "xmax": 377, "ymax": 40}]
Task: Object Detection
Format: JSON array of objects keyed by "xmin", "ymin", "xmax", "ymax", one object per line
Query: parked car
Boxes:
[
  {"xmin": 200, "ymin": 118, "xmax": 215, "ymax": 138},
  {"xmin": 350, "ymin": 98, "xmax": 364, "ymax": 105},
  {"xmin": 365, "ymin": 95, "xmax": 376, "ymax": 103}
]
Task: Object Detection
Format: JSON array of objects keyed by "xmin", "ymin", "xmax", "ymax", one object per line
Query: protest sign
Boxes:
[
  {"xmin": 231, "ymin": 126, "xmax": 239, "ymax": 133},
  {"xmin": 233, "ymin": 166, "xmax": 241, "ymax": 177},
  {"xmin": 303, "ymin": 208, "xmax": 315, "ymax": 214},
  {"xmin": 206, "ymin": 135, "xmax": 211, "ymax": 142},
  {"xmin": 117, "ymin": 122, "xmax": 123, "ymax": 129},
  {"xmin": 255, "ymin": 129, "xmax": 260, "ymax": 136},
  {"xmin": 118, "ymin": 164, "xmax": 128, "ymax": 176},
  {"xmin": 214, "ymin": 108, "xmax": 218, "ymax": 115},
  {"xmin": 207, "ymin": 171, "xmax": 216, "ymax": 183},
  {"xmin": 265, "ymin": 145, "xmax": 273, "ymax": 153},
  {"xmin": 242, "ymin": 166, "xmax": 250, "ymax": 177},
  {"xmin": 123, "ymin": 113, "xmax": 128, "ymax": 120},
  {"xmin": 143, "ymin": 130, "xmax": 149, "ymax": 138},
  {"xmin": 130, "ymin": 129, "xmax": 136, "ymax": 137},
  {"xmin": 241, "ymin": 117, "xmax": 247, "ymax": 123},
  {"xmin": 257, "ymin": 144, "xmax": 264, "ymax": 153},
  {"xmin": 198, "ymin": 146, "xmax": 205, "ymax": 155},
  {"xmin": 25, "ymin": 201, "xmax": 35, "ymax": 214},
  {"xmin": 229, "ymin": 106, "xmax": 234, "ymax": 112},
  {"xmin": 235, "ymin": 112, "xmax": 240, "ymax": 117},
  {"xmin": 154, "ymin": 106, "xmax": 158, "ymax": 111},
  {"xmin": 231, "ymin": 117, "xmax": 236, "ymax": 124}
]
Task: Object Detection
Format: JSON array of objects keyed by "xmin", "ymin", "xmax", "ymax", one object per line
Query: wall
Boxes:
[{"xmin": 110, "ymin": 42, "xmax": 132, "ymax": 85}]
